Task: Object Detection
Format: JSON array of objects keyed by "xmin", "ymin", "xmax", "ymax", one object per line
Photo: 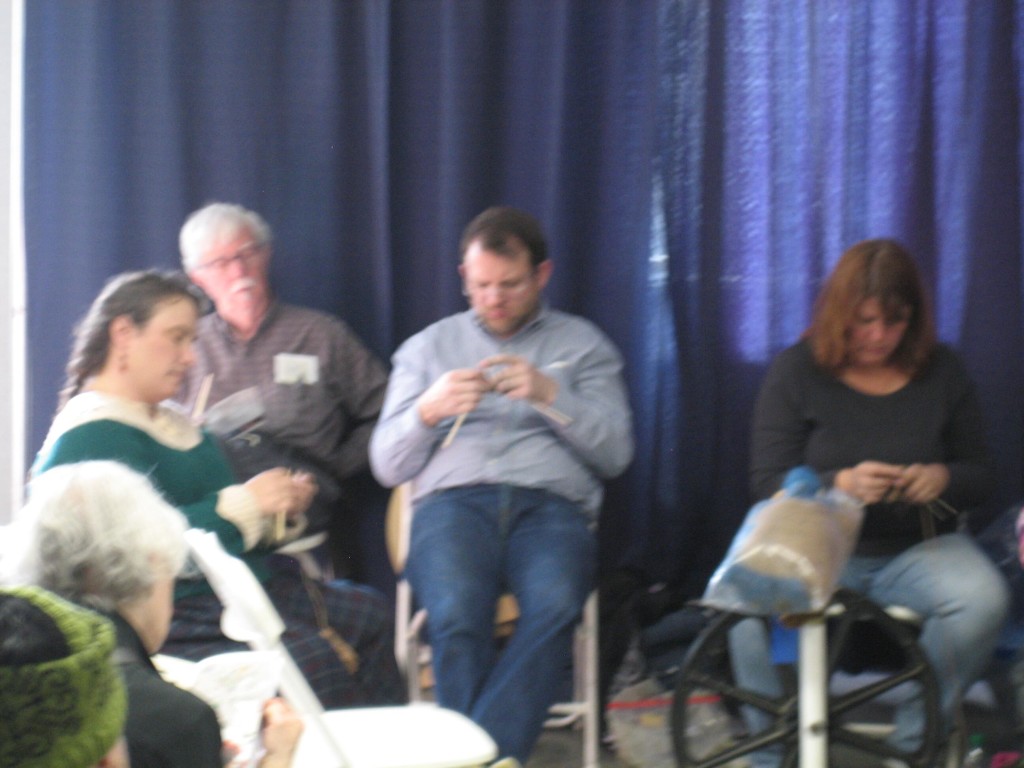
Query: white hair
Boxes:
[
  {"xmin": 3, "ymin": 461, "xmax": 189, "ymax": 613},
  {"xmin": 179, "ymin": 201, "xmax": 272, "ymax": 272}
]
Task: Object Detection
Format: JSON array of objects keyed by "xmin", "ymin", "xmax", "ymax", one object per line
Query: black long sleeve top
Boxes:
[
  {"xmin": 750, "ymin": 339, "xmax": 995, "ymax": 555},
  {"xmin": 109, "ymin": 612, "xmax": 223, "ymax": 768}
]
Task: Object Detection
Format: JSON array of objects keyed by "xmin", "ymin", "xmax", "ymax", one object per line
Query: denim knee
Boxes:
[
  {"xmin": 522, "ymin": 581, "xmax": 587, "ymax": 626},
  {"xmin": 958, "ymin": 565, "xmax": 1011, "ymax": 643}
]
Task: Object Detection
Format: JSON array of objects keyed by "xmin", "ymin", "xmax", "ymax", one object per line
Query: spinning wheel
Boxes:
[{"xmin": 671, "ymin": 589, "xmax": 953, "ymax": 768}]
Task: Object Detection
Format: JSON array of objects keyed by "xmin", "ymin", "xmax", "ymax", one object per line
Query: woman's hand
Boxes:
[
  {"xmin": 286, "ymin": 471, "xmax": 317, "ymax": 519},
  {"xmin": 244, "ymin": 468, "xmax": 317, "ymax": 519},
  {"xmin": 835, "ymin": 461, "xmax": 905, "ymax": 503},
  {"xmin": 258, "ymin": 698, "xmax": 304, "ymax": 768},
  {"xmin": 893, "ymin": 463, "xmax": 950, "ymax": 504},
  {"xmin": 836, "ymin": 461, "xmax": 950, "ymax": 504}
]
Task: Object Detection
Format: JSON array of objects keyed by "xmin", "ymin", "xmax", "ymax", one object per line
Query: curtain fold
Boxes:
[
  {"xmin": 656, "ymin": 0, "xmax": 1024, "ymax": 590},
  {"xmin": 24, "ymin": 0, "xmax": 659, "ymax": 579},
  {"xmin": 23, "ymin": 0, "xmax": 1024, "ymax": 591}
]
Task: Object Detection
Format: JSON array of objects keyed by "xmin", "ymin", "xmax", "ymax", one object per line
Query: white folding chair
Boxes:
[
  {"xmin": 386, "ymin": 485, "xmax": 601, "ymax": 768},
  {"xmin": 183, "ymin": 528, "xmax": 497, "ymax": 768}
]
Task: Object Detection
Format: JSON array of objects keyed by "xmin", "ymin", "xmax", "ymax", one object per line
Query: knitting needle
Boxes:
[
  {"xmin": 531, "ymin": 402, "xmax": 572, "ymax": 426},
  {"xmin": 275, "ymin": 469, "xmax": 299, "ymax": 541},
  {"xmin": 441, "ymin": 400, "xmax": 572, "ymax": 450},
  {"xmin": 191, "ymin": 373, "xmax": 214, "ymax": 423},
  {"xmin": 441, "ymin": 413, "xmax": 467, "ymax": 449},
  {"xmin": 928, "ymin": 497, "xmax": 959, "ymax": 519}
]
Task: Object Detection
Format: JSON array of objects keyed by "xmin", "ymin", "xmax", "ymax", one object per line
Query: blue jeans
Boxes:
[
  {"xmin": 406, "ymin": 484, "xmax": 596, "ymax": 763},
  {"xmin": 730, "ymin": 532, "xmax": 1009, "ymax": 765}
]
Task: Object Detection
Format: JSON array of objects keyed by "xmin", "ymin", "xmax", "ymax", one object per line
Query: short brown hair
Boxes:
[
  {"xmin": 459, "ymin": 206, "xmax": 547, "ymax": 267},
  {"xmin": 806, "ymin": 238, "xmax": 936, "ymax": 375}
]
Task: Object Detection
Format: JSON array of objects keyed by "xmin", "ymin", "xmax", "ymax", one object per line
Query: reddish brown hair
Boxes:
[{"xmin": 806, "ymin": 238, "xmax": 936, "ymax": 375}]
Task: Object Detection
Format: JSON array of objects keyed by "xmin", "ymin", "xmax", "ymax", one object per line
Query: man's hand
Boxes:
[
  {"xmin": 479, "ymin": 354, "xmax": 558, "ymax": 405},
  {"xmin": 417, "ymin": 369, "xmax": 493, "ymax": 427}
]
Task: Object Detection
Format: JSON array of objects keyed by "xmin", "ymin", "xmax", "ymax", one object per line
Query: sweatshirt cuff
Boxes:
[{"xmin": 216, "ymin": 485, "xmax": 264, "ymax": 550}]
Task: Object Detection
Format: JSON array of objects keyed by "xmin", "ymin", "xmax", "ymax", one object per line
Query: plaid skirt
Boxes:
[{"xmin": 163, "ymin": 555, "xmax": 405, "ymax": 708}]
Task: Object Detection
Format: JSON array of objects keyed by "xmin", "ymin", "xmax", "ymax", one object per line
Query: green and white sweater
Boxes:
[{"xmin": 34, "ymin": 391, "xmax": 301, "ymax": 598}]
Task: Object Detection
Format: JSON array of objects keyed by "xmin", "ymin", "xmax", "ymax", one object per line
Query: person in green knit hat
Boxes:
[
  {"xmin": 0, "ymin": 585, "xmax": 129, "ymax": 768},
  {"xmin": 33, "ymin": 270, "xmax": 403, "ymax": 708}
]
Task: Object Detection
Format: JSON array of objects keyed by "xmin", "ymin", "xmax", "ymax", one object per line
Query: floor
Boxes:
[
  {"xmin": 430, "ymin": 611, "xmax": 1024, "ymax": 767},
  {"xmin": 528, "ymin": 726, "xmax": 626, "ymax": 767},
  {"xmin": 524, "ymin": 681, "xmax": 1020, "ymax": 768}
]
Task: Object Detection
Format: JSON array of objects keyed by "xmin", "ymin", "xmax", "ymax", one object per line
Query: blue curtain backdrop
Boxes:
[
  {"xmin": 23, "ymin": 1, "xmax": 1024, "ymax": 594},
  {"xmin": 656, "ymin": 0, "xmax": 1024, "ymax": 591}
]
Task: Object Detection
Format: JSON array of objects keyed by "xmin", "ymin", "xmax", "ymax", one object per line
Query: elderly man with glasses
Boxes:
[{"xmin": 178, "ymin": 202, "xmax": 389, "ymax": 582}]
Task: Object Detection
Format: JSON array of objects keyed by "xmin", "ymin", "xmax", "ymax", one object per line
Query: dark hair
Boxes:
[
  {"xmin": 459, "ymin": 206, "xmax": 548, "ymax": 267},
  {"xmin": 58, "ymin": 270, "xmax": 204, "ymax": 410},
  {"xmin": 805, "ymin": 238, "xmax": 936, "ymax": 375},
  {"xmin": 0, "ymin": 593, "xmax": 70, "ymax": 666}
]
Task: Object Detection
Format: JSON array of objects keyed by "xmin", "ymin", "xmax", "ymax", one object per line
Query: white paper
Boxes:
[{"xmin": 161, "ymin": 650, "xmax": 283, "ymax": 768}]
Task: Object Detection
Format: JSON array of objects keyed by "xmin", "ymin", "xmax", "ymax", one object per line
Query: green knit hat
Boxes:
[{"xmin": 0, "ymin": 586, "xmax": 127, "ymax": 768}]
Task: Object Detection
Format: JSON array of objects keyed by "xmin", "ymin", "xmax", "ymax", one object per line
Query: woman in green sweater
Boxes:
[{"xmin": 34, "ymin": 270, "xmax": 403, "ymax": 708}]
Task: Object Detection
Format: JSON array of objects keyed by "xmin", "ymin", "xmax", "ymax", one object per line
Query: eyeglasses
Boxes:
[
  {"xmin": 463, "ymin": 270, "xmax": 537, "ymax": 299},
  {"xmin": 194, "ymin": 242, "xmax": 266, "ymax": 273}
]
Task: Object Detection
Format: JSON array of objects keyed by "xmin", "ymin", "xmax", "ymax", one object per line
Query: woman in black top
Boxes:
[{"xmin": 735, "ymin": 239, "xmax": 1008, "ymax": 763}]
